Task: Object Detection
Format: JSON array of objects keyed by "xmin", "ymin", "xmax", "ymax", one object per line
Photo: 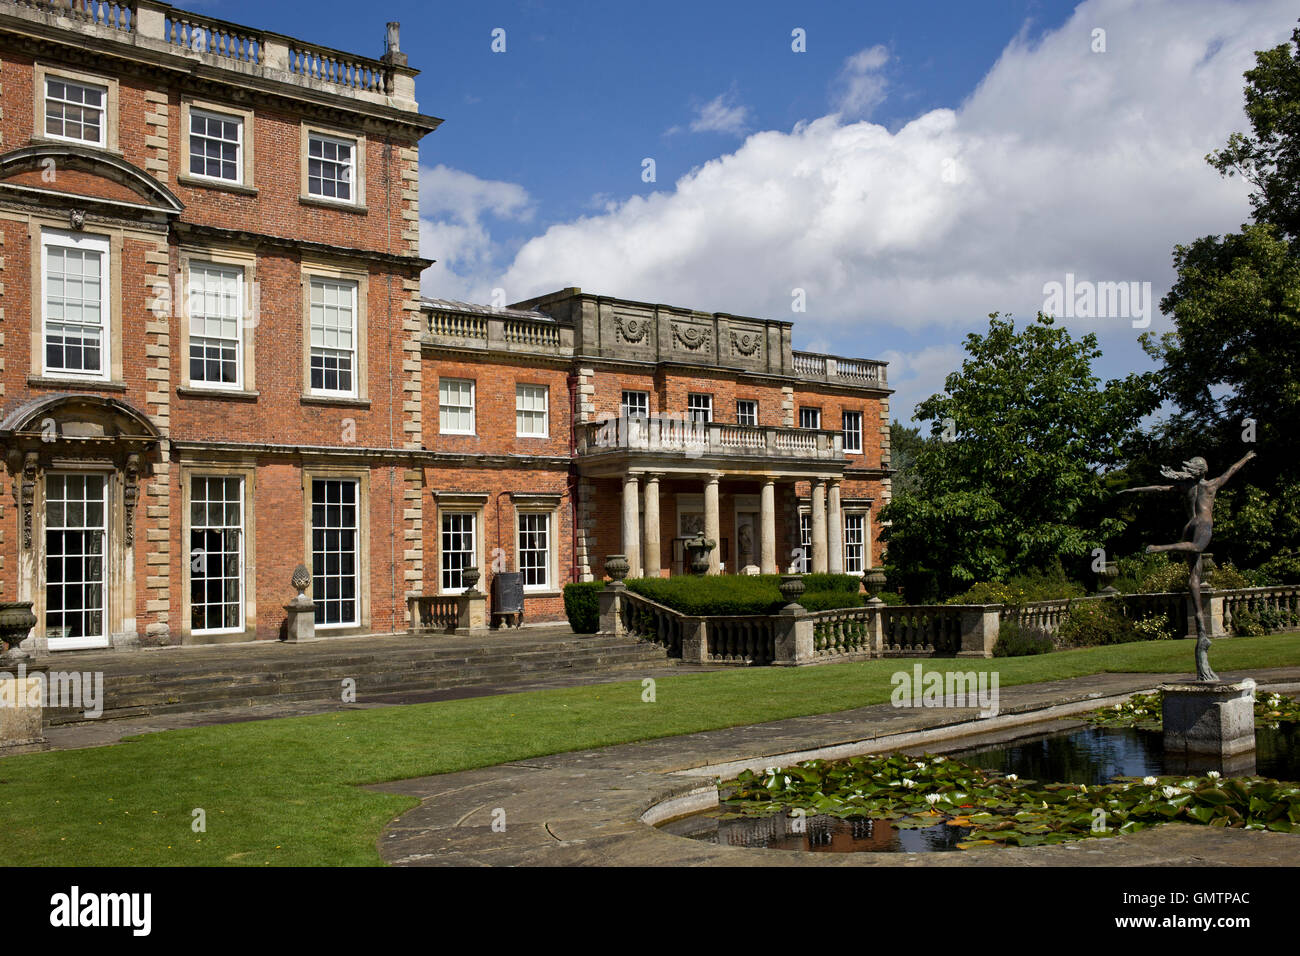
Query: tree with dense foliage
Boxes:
[
  {"xmin": 880, "ymin": 313, "xmax": 1157, "ymax": 601},
  {"xmin": 886, "ymin": 421, "xmax": 926, "ymax": 497},
  {"xmin": 1127, "ymin": 21, "xmax": 1300, "ymax": 579}
]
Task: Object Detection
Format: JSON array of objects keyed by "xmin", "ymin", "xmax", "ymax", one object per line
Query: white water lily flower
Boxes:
[
  {"xmin": 783, "ymin": 775, "xmax": 792, "ymax": 786},
  {"xmin": 933, "ymin": 756, "xmax": 946, "ymax": 764},
  {"xmin": 1143, "ymin": 776, "xmax": 1158, "ymax": 786},
  {"xmin": 901, "ymin": 778, "xmax": 916, "ymax": 789},
  {"xmin": 915, "ymin": 761, "xmax": 927, "ymax": 770},
  {"xmin": 1270, "ymin": 722, "xmax": 1281, "ymax": 730},
  {"xmin": 925, "ymin": 793, "xmax": 941, "ymax": 806},
  {"xmin": 1114, "ymin": 704, "xmax": 1123, "ymax": 711},
  {"xmin": 1162, "ymin": 786, "xmax": 1181, "ymax": 799},
  {"xmin": 1207, "ymin": 771, "xmax": 1221, "ymax": 780},
  {"xmin": 1005, "ymin": 774, "xmax": 1018, "ymax": 783}
]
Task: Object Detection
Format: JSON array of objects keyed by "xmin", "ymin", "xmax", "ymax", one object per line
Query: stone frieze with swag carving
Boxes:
[
  {"xmin": 615, "ymin": 315, "xmax": 651, "ymax": 344},
  {"xmin": 672, "ymin": 323, "xmax": 712, "ymax": 352},
  {"xmin": 731, "ymin": 330, "xmax": 761, "ymax": 358}
]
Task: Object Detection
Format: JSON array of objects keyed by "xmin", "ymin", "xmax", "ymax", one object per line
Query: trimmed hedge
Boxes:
[
  {"xmin": 625, "ymin": 574, "xmax": 865, "ymax": 616},
  {"xmin": 562, "ymin": 581, "xmax": 605, "ymax": 633}
]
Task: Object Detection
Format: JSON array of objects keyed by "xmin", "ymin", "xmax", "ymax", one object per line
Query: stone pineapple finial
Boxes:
[{"xmin": 291, "ymin": 564, "xmax": 311, "ymax": 598}]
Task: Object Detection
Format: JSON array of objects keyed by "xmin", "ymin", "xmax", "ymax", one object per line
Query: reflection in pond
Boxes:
[
  {"xmin": 660, "ymin": 808, "xmax": 972, "ymax": 853},
  {"xmin": 959, "ymin": 722, "xmax": 1300, "ymax": 783},
  {"xmin": 660, "ymin": 721, "xmax": 1300, "ymax": 853}
]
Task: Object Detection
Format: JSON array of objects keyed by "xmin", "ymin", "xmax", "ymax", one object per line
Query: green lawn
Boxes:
[{"xmin": 5, "ymin": 634, "xmax": 1299, "ymax": 866}]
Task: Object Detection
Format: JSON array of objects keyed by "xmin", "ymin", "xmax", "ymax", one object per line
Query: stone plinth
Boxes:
[
  {"xmin": 283, "ymin": 595, "xmax": 316, "ymax": 643},
  {"xmin": 0, "ymin": 667, "xmax": 50, "ymax": 755},
  {"xmin": 1160, "ymin": 679, "xmax": 1256, "ymax": 756}
]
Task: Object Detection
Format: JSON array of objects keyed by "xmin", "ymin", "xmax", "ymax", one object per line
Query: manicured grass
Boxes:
[{"xmin": 4, "ymin": 633, "xmax": 1299, "ymax": 866}]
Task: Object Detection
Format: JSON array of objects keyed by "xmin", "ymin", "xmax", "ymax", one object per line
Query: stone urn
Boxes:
[
  {"xmin": 778, "ymin": 574, "xmax": 806, "ymax": 609},
  {"xmin": 0, "ymin": 601, "xmax": 37, "ymax": 662},
  {"xmin": 684, "ymin": 532, "xmax": 716, "ymax": 575},
  {"xmin": 462, "ymin": 566, "xmax": 481, "ymax": 594},
  {"xmin": 604, "ymin": 554, "xmax": 630, "ymax": 586},
  {"xmin": 862, "ymin": 568, "xmax": 887, "ymax": 602},
  {"xmin": 1093, "ymin": 560, "xmax": 1119, "ymax": 595}
]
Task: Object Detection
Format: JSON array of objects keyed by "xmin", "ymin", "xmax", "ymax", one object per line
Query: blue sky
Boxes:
[{"xmin": 194, "ymin": 0, "xmax": 1295, "ymax": 422}]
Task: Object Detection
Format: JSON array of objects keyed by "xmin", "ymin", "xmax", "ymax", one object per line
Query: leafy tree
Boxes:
[
  {"xmin": 886, "ymin": 421, "xmax": 926, "ymax": 497},
  {"xmin": 1208, "ymin": 23, "xmax": 1300, "ymax": 243},
  {"xmin": 1130, "ymin": 22, "xmax": 1300, "ymax": 574},
  {"xmin": 880, "ymin": 313, "xmax": 1157, "ymax": 601}
]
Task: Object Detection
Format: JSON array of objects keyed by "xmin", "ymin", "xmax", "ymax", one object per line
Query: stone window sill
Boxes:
[
  {"xmin": 177, "ymin": 386, "xmax": 260, "ymax": 401},
  {"xmin": 301, "ymin": 394, "xmax": 371, "ymax": 409},
  {"xmin": 28, "ymin": 375, "xmax": 127, "ymax": 392},
  {"xmin": 299, "ymin": 194, "xmax": 368, "ymax": 215},
  {"xmin": 178, "ymin": 173, "xmax": 259, "ymax": 197}
]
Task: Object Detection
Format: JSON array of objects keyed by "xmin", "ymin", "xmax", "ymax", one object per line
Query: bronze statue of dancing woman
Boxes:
[{"xmin": 1119, "ymin": 451, "xmax": 1255, "ymax": 681}]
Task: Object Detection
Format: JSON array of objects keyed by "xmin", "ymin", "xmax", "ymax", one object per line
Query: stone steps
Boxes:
[{"xmin": 42, "ymin": 635, "xmax": 671, "ymax": 725}]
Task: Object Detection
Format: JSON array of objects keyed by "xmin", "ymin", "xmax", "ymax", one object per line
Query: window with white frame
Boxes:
[
  {"xmin": 843, "ymin": 513, "xmax": 865, "ymax": 574},
  {"xmin": 45, "ymin": 76, "xmax": 106, "ymax": 145},
  {"xmin": 309, "ymin": 277, "xmax": 357, "ymax": 396},
  {"xmin": 843, "ymin": 410, "xmax": 863, "ymax": 453},
  {"xmin": 517, "ymin": 512, "xmax": 551, "ymax": 590},
  {"xmin": 311, "ymin": 479, "xmax": 358, "ymax": 626},
  {"xmin": 797, "ymin": 513, "xmax": 812, "ymax": 573},
  {"xmin": 307, "ymin": 132, "xmax": 356, "ymax": 202},
  {"xmin": 188, "ymin": 263, "xmax": 242, "ymax": 388},
  {"xmin": 43, "ymin": 230, "xmax": 109, "ymax": 379},
  {"xmin": 45, "ymin": 472, "xmax": 107, "ymax": 644},
  {"xmin": 621, "ymin": 390, "xmax": 649, "ymax": 419},
  {"xmin": 799, "ymin": 407, "xmax": 822, "ymax": 429},
  {"xmin": 189, "ymin": 108, "xmax": 243, "ymax": 183},
  {"xmin": 736, "ymin": 400, "xmax": 758, "ymax": 426},
  {"xmin": 687, "ymin": 393, "xmax": 713, "ymax": 423},
  {"xmin": 516, "ymin": 384, "xmax": 549, "ymax": 437},
  {"xmin": 439, "ymin": 378, "xmax": 475, "ymax": 434},
  {"xmin": 190, "ymin": 476, "xmax": 244, "ymax": 633},
  {"xmin": 441, "ymin": 512, "xmax": 476, "ymax": 592}
]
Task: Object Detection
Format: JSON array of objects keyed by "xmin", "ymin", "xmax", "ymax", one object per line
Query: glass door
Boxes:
[{"xmin": 45, "ymin": 472, "xmax": 109, "ymax": 650}]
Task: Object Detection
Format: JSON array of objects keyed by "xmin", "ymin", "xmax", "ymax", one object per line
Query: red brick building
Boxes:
[{"xmin": 0, "ymin": 1, "xmax": 893, "ymax": 653}]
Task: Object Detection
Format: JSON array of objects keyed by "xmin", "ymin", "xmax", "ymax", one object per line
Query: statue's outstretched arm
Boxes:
[
  {"xmin": 1211, "ymin": 450, "xmax": 1257, "ymax": 490},
  {"xmin": 1119, "ymin": 484, "xmax": 1173, "ymax": 494}
]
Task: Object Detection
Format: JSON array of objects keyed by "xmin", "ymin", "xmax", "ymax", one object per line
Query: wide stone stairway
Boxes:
[{"xmin": 36, "ymin": 628, "xmax": 675, "ymax": 726}]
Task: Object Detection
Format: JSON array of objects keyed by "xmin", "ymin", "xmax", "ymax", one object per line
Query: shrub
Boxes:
[
  {"xmin": 1057, "ymin": 600, "xmax": 1139, "ymax": 647},
  {"xmin": 874, "ymin": 590, "xmax": 906, "ymax": 606},
  {"xmin": 626, "ymin": 576, "xmax": 782, "ymax": 616},
  {"xmin": 946, "ymin": 567, "xmax": 1084, "ymax": 607},
  {"xmin": 1207, "ymin": 563, "xmax": 1252, "ymax": 590},
  {"xmin": 1258, "ymin": 604, "xmax": 1300, "ymax": 633},
  {"xmin": 1232, "ymin": 607, "xmax": 1266, "ymax": 637},
  {"xmin": 1255, "ymin": 553, "xmax": 1300, "ymax": 584},
  {"xmin": 798, "ymin": 590, "xmax": 866, "ymax": 612},
  {"xmin": 801, "ymin": 573, "xmax": 863, "ymax": 594},
  {"xmin": 1131, "ymin": 615, "xmax": 1175, "ymax": 641},
  {"xmin": 624, "ymin": 574, "xmax": 867, "ymax": 616},
  {"xmin": 993, "ymin": 620, "xmax": 1054, "ymax": 657},
  {"xmin": 562, "ymin": 581, "xmax": 604, "ymax": 634}
]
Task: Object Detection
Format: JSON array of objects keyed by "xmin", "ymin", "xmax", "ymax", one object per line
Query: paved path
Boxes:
[{"xmin": 370, "ymin": 668, "xmax": 1300, "ymax": 867}]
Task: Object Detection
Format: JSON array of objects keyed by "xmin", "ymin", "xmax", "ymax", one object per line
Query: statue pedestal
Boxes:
[
  {"xmin": 283, "ymin": 595, "xmax": 316, "ymax": 643},
  {"xmin": 0, "ymin": 664, "xmax": 50, "ymax": 755},
  {"xmin": 1160, "ymin": 679, "xmax": 1256, "ymax": 757}
]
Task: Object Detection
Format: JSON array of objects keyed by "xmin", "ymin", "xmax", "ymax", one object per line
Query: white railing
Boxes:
[
  {"xmin": 165, "ymin": 12, "xmax": 262, "ymax": 62},
  {"xmin": 287, "ymin": 42, "xmax": 388, "ymax": 93},
  {"xmin": 792, "ymin": 352, "xmax": 825, "ymax": 376},
  {"xmin": 578, "ymin": 418, "xmax": 844, "ymax": 460},
  {"xmin": 428, "ymin": 312, "xmax": 487, "ymax": 340},
  {"xmin": 792, "ymin": 349, "xmax": 888, "ymax": 386},
  {"xmin": 503, "ymin": 320, "xmax": 560, "ymax": 348},
  {"xmin": 16, "ymin": 0, "xmax": 134, "ymax": 30}
]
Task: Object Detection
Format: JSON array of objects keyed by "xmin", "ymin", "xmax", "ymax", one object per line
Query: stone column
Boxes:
[
  {"xmin": 704, "ymin": 473, "xmax": 721, "ymax": 575},
  {"xmin": 643, "ymin": 474, "xmax": 662, "ymax": 578},
  {"xmin": 811, "ymin": 479, "xmax": 828, "ymax": 574},
  {"xmin": 759, "ymin": 479, "xmax": 777, "ymax": 575},
  {"xmin": 622, "ymin": 474, "xmax": 642, "ymax": 578},
  {"xmin": 827, "ymin": 479, "xmax": 843, "ymax": 574}
]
